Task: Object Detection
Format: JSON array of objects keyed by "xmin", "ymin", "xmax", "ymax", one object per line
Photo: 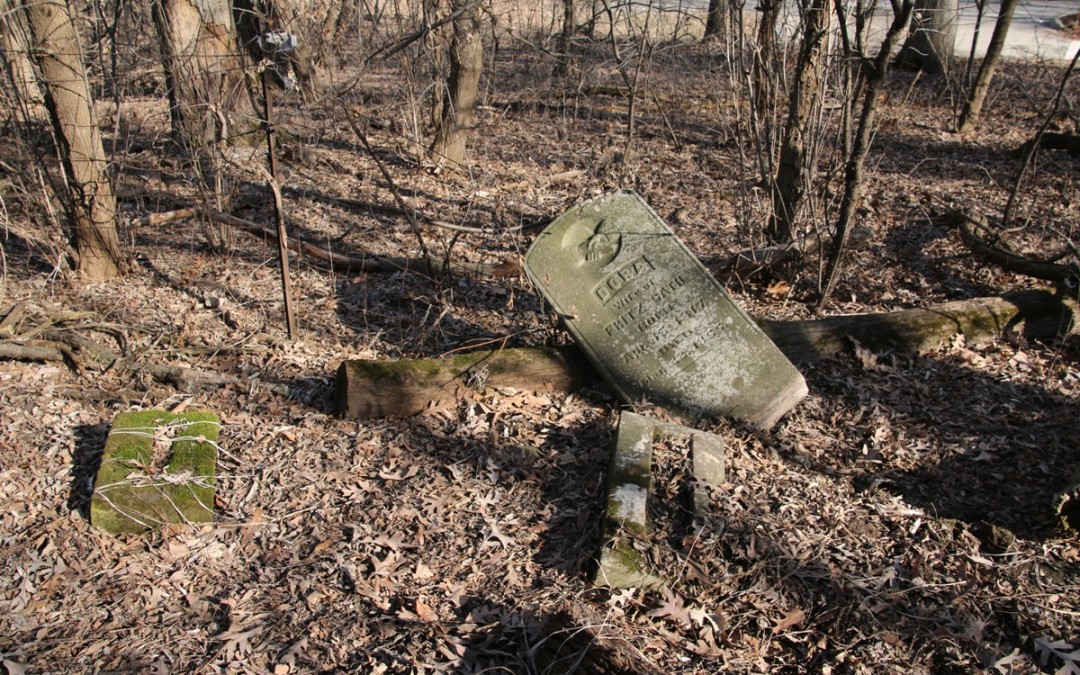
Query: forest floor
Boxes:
[{"xmin": 0, "ymin": 22, "xmax": 1079, "ymax": 675}]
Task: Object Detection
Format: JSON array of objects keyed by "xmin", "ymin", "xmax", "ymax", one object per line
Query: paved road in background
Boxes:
[
  {"xmin": 957, "ymin": 0, "xmax": 1079, "ymax": 62},
  {"xmin": 669, "ymin": 0, "xmax": 1079, "ymax": 62}
]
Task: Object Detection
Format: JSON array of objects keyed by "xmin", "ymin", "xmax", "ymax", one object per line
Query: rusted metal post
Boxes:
[{"xmin": 260, "ymin": 32, "xmax": 298, "ymax": 340}]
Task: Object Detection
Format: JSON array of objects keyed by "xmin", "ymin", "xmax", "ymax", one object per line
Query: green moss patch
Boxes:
[
  {"xmin": 597, "ymin": 539, "xmax": 664, "ymax": 590},
  {"xmin": 90, "ymin": 410, "xmax": 220, "ymax": 534}
]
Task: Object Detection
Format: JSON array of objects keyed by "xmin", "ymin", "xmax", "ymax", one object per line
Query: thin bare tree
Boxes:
[
  {"xmin": 957, "ymin": 0, "xmax": 1019, "ymax": 133},
  {"xmin": 555, "ymin": 0, "xmax": 575, "ymax": 76},
  {"xmin": 820, "ymin": 0, "xmax": 916, "ymax": 307},
  {"xmin": 0, "ymin": 0, "xmax": 41, "ymax": 102},
  {"xmin": 768, "ymin": 0, "xmax": 832, "ymax": 244}
]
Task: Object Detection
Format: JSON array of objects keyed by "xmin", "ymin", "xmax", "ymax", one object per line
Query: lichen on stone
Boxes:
[{"xmin": 90, "ymin": 410, "xmax": 220, "ymax": 534}]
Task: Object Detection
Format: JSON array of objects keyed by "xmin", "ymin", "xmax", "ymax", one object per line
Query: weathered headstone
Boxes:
[
  {"xmin": 596, "ymin": 412, "xmax": 727, "ymax": 589},
  {"xmin": 90, "ymin": 410, "xmax": 220, "ymax": 534},
  {"xmin": 525, "ymin": 191, "xmax": 807, "ymax": 428}
]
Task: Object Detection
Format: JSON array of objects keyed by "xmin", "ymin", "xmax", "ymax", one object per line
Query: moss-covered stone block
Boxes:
[{"xmin": 90, "ymin": 410, "xmax": 220, "ymax": 534}]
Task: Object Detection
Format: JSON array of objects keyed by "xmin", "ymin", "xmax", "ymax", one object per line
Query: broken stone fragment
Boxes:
[
  {"xmin": 595, "ymin": 412, "xmax": 726, "ymax": 589},
  {"xmin": 1054, "ymin": 466, "xmax": 1080, "ymax": 535},
  {"xmin": 90, "ymin": 410, "xmax": 220, "ymax": 534}
]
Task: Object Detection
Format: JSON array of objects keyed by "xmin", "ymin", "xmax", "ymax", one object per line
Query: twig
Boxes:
[
  {"xmin": 343, "ymin": 109, "xmax": 434, "ymax": 273},
  {"xmin": 132, "ymin": 206, "xmax": 522, "ymax": 278},
  {"xmin": 1002, "ymin": 48, "xmax": 1080, "ymax": 230}
]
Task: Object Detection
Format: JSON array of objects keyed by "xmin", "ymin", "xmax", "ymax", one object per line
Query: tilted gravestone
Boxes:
[
  {"xmin": 525, "ymin": 191, "xmax": 807, "ymax": 428},
  {"xmin": 91, "ymin": 410, "xmax": 220, "ymax": 534}
]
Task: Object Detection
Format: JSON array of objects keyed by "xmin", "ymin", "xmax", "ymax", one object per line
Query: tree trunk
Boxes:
[
  {"xmin": 153, "ymin": 0, "xmax": 253, "ymax": 149},
  {"xmin": 897, "ymin": 0, "xmax": 958, "ymax": 76},
  {"xmin": 430, "ymin": 0, "xmax": 484, "ymax": 171},
  {"xmin": 335, "ymin": 291, "xmax": 1078, "ymax": 419},
  {"xmin": 23, "ymin": 0, "xmax": 124, "ymax": 281},
  {"xmin": 957, "ymin": 0, "xmax": 1019, "ymax": 134},
  {"xmin": 554, "ymin": 0, "xmax": 575, "ymax": 76},
  {"xmin": 0, "ymin": 0, "xmax": 42, "ymax": 103},
  {"xmin": 768, "ymin": 0, "xmax": 831, "ymax": 244},
  {"xmin": 751, "ymin": 0, "xmax": 781, "ymax": 119},
  {"xmin": 425, "ymin": 0, "xmax": 451, "ymax": 130},
  {"xmin": 703, "ymin": 0, "xmax": 728, "ymax": 40}
]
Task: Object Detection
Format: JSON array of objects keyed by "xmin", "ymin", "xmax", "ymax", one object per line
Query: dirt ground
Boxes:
[{"xmin": 0, "ymin": 12, "xmax": 1078, "ymax": 674}]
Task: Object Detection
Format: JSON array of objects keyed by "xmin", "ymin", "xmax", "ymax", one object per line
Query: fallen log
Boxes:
[
  {"xmin": 759, "ymin": 289, "xmax": 1076, "ymax": 363},
  {"xmin": 335, "ymin": 346, "xmax": 593, "ymax": 419},
  {"xmin": 944, "ymin": 209, "xmax": 1080, "ymax": 286},
  {"xmin": 335, "ymin": 290, "xmax": 1077, "ymax": 419}
]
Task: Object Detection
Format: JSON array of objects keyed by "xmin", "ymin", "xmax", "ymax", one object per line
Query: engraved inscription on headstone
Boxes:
[{"xmin": 525, "ymin": 191, "xmax": 807, "ymax": 428}]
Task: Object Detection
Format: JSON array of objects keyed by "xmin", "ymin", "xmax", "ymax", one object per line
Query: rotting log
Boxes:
[
  {"xmin": 335, "ymin": 346, "xmax": 595, "ymax": 419},
  {"xmin": 335, "ymin": 290, "xmax": 1077, "ymax": 419},
  {"xmin": 760, "ymin": 289, "xmax": 1077, "ymax": 363}
]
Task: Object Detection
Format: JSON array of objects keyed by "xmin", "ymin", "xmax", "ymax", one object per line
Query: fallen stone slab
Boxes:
[
  {"xmin": 525, "ymin": 190, "xmax": 807, "ymax": 429},
  {"xmin": 90, "ymin": 410, "xmax": 220, "ymax": 534},
  {"xmin": 595, "ymin": 412, "xmax": 726, "ymax": 589}
]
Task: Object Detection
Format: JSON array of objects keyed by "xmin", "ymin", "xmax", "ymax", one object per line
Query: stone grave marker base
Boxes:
[
  {"xmin": 90, "ymin": 410, "xmax": 220, "ymax": 534},
  {"xmin": 596, "ymin": 412, "xmax": 726, "ymax": 589}
]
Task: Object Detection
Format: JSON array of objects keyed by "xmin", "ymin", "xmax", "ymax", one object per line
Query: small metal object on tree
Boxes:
[
  {"xmin": 90, "ymin": 410, "xmax": 220, "ymax": 534},
  {"xmin": 595, "ymin": 412, "xmax": 726, "ymax": 589}
]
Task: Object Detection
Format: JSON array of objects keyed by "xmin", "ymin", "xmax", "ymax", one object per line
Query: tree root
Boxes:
[{"xmin": 944, "ymin": 209, "xmax": 1080, "ymax": 290}]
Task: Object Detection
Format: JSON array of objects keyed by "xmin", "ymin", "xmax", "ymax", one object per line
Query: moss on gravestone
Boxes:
[
  {"xmin": 595, "ymin": 412, "xmax": 726, "ymax": 589},
  {"xmin": 90, "ymin": 410, "xmax": 220, "ymax": 534}
]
